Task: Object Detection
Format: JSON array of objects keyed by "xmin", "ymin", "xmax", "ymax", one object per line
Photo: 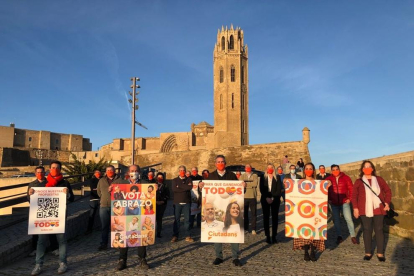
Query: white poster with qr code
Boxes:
[{"xmin": 28, "ymin": 187, "xmax": 67, "ymax": 234}]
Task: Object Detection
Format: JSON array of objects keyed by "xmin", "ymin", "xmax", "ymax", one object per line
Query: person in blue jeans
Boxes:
[
  {"xmin": 29, "ymin": 161, "xmax": 74, "ymax": 276},
  {"xmin": 198, "ymin": 155, "xmax": 246, "ymax": 267},
  {"xmin": 326, "ymin": 164, "xmax": 358, "ymax": 245},
  {"xmin": 171, "ymin": 165, "xmax": 194, "ymax": 243}
]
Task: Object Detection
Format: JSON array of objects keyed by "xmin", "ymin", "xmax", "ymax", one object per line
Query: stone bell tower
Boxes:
[{"xmin": 213, "ymin": 25, "xmax": 249, "ymax": 148}]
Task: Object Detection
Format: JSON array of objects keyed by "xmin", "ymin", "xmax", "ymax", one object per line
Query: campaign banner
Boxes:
[
  {"xmin": 284, "ymin": 179, "xmax": 328, "ymax": 240},
  {"xmin": 201, "ymin": 180, "xmax": 244, "ymax": 243},
  {"xmin": 191, "ymin": 181, "xmax": 201, "ymax": 215},
  {"xmin": 110, "ymin": 184, "xmax": 156, "ymax": 248},
  {"xmin": 28, "ymin": 187, "xmax": 67, "ymax": 234}
]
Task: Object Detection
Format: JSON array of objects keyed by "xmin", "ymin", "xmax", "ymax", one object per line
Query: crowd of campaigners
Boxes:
[{"xmin": 26, "ymin": 155, "xmax": 392, "ymax": 275}]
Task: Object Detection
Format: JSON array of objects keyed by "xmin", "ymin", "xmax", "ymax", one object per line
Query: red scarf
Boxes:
[{"xmin": 46, "ymin": 173, "xmax": 64, "ymax": 187}]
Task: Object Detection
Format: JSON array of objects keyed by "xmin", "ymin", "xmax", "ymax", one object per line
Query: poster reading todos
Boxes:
[
  {"xmin": 201, "ymin": 180, "xmax": 244, "ymax": 244},
  {"xmin": 110, "ymin": 184, "xmax": 156, "ymax": 248},
  {"xmin": 284, "ymin": 179, "xmax": 329, "ymax": 240},
  {"xmin": 28, "ymin": 187, "xmax": 67, "ymax": 234}
]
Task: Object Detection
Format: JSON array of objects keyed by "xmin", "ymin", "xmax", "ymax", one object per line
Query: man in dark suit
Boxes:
[
  {"xmin": 260, "ymin": 164, "xmax": 282, "ymax": 244},
  {"xmin": 316, "ymin": 165, "xmax": 331, "ymax": 180},
  {"xmin": 285, "ymin": 164, "xmax": 303, "ymax": 180}
]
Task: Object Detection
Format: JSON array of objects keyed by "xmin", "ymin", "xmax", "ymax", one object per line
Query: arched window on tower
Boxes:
[
  {"xmin": 221, "ymin": 37, "xmax": 225, "ymax": 51},
  {"xmin": 231, "ymin": 65, "xmax": 235, "ymax": 82},
  {"xmin": 229, "ymin": 35, "xmax": 234, "ymax": 50},
  {"xmin": 220, "ymin": 94, "xmax": 223, "ymax": 110},
  {"xmin": 231, "ymin": 93, "xmax": 234, "ymax": 109},
  {"xmin": 219, "ymin": 67, "xmax": 223, "ymax": 83}
]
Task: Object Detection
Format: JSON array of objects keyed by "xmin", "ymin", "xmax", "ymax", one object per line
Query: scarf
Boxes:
[
  {"xmin": 46, "ymin": 173, "xmax": 64, "ymax": 187},
  {"xmin": 362, "ymin": 175, "xmax": 381, "ymax": 217}
]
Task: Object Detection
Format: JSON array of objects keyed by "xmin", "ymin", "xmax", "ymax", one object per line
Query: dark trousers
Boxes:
[
  {"xmin": 156, "ymin": 204, "xmax": 167, "ymax": 235},
  {"xmin": 360, "ymin": 215, "xmax": 385, "ymax": 254},
  {"xmin": 119, "ymin": 246, "xmax": 147, "ymax": 261},
  {"xmin": 261, "ymin": 199, "xmax": 281, "ymax": 238},
  {"xmin": 244, "ymin": 198, "xmax": 257, "ymax": 231},
  {"xmin": 189, "ymin": 213, "xmax": 202, "ymax": 229},
  {"xmin": 87, "ymin": 200, "xmax": 100, "ymax": 232},
  {"xmin": 99, "ymin": 207, "xmax": 111, "ymax": 246},
  {"xmin": 173, "ymin": 203, "xmax": 191, "ymax": 238}
]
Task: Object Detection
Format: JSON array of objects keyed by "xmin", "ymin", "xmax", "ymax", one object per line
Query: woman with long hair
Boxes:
[
  {"xmin": 292, "ymin": 162, "xmax": 331, "ymax": 261},
  {"xmin": 260, "ymin": 163, "xmax": 282, "ymax": 244},
  {"xmin": 352, "ymin": 160, "xmax": 391, "ymax": 262},
  {"xmin": 223, "ymin": 202, "xmax": 243, "ymax": 242}
]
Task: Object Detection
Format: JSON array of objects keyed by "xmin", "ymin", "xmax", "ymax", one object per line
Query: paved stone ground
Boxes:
[{"xmin": 1, "ymin": 201, "xmax": 413, "ymax": 276}]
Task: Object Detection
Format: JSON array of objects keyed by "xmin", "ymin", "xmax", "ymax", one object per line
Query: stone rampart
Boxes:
[
  {"xmin": 339, "ymin": 151, "xmax": 414, "ymax": 240},
  {"xmin": 135, "ymin": 141, "xmax": 311, "ymax": 177}
]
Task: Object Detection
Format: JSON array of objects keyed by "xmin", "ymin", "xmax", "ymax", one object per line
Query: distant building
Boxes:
[{"xmin": 0, "ymin": 124, "xmax": 92, "ymax": 151}]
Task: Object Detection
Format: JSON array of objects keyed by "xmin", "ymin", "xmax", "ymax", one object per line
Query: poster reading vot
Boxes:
[
  {"xmin": 28, "ymin": 187, "xmax": 67, "ymax": 235},
  {"xmin": 201, "ymin": 180, "xmax": 244, "ymax": 243},
  {"xmin": 110, "ymin": 184, "xmax": 156, "ymax": 248},
  {"xmin": 284, "ymin": 179, "xmax": 329, "ymax": 240}
]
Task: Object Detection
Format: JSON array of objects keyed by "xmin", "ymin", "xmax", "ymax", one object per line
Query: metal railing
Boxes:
[{"xmin": 0, "ymin": 163, "xmax": 163, "ymax": 209}]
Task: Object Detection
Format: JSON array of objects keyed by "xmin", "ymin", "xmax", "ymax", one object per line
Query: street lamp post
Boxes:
[{"xmin": 129, "ymin": 77, "xmax": 140, "ymax": 165}]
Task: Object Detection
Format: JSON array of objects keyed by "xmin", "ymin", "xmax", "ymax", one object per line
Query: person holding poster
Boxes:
[
  {"xmin": 155, "ymin": 172, "xmax": 169, "ymax": 238},
  {"xmin": 199, "ymin": 155, "xmax": 245, "ymax": 267},
  {"xmin": 291, "ymin": 163, "xmax": 331, "ymax": 262},
  {"xmin": 29, "ymin": 161, "xmax": 74, "ymax": 276},
  {"xmin": 97, "ymin": 165, "xmax": 123, "ymax": 251},
  {"xmin": 112, "ymin": 164, "xmax": 151, "ymax": 271},
  {"xmin": 240, "ymin": 164, "xmax": 258, "ymax": 235},
  {"xmin": 260, "ymin": 163, "xmax": 282, "ymax": 244}
]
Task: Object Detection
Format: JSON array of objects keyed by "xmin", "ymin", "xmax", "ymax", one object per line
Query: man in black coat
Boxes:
[
  {"xmin": 86, "ymin": 170, "xmax": 101, "ymax": 234},
  {"xmin": 316, "ymin": 165, "xmax": 331, "ymax": 180}
]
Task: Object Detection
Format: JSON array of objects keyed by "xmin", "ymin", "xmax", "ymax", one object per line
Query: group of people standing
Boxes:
[{"xmin": 26, "ymin": 155, "xmax": 392, "ymax": 275}]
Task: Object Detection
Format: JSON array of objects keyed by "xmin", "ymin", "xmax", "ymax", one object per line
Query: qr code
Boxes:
[{"xmin": 37, "ymin": 198, "xmax": 59, "ymax": 218}]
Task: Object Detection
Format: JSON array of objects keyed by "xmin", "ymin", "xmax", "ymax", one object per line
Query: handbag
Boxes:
[{"xmin": 361, "ymin": 179, "xmax": 398, "ymax": 219}]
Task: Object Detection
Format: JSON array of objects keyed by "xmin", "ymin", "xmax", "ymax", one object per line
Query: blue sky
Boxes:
[{"xmin": 1, "ymin": 0, "xmax": 413, "ymax": 167}]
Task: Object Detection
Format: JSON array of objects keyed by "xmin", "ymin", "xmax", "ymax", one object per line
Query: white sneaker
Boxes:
[
  {"xmin": 57, "ymin": 262, "xmax": 67, "ymax": 274},
  {"xmin": 252, "ymin": 230, "xmax": 257, "ymax": 235},
  {"xmin": 52, "ymin": 249, "xmax": 59, "ymax": 256},
  {"xmin": 31, "ymin": 264, "xmax": 42, "ymax": 276}
]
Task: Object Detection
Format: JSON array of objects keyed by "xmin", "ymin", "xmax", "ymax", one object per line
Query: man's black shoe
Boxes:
[
  {"xmin": 232, "ymin": 259, "xmax": 242, "ymax": 267},
  {"xmin": 116, "ymin": 259, "xmax": 127, "ymax": 271},
  {"xmin": 213, "ymin": 258, "xmax": 223, "ymax": 265},
  {"xmin": 336, "ymin": 236, "xmax": 343, "ymax": 245},
  {"xmin": 272, "ymin": 237, "xmax": 278, "ymax": 244}
]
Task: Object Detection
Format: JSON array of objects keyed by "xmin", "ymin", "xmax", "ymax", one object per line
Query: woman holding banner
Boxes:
[{"xmin": 292, "ymin": 163, "xmax": 330, "ymax": 262}]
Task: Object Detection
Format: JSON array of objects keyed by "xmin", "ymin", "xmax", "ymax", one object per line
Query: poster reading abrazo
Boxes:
[
  {"xmin": 110, "ymin": 184, "xmax": 156, "ymax": 248},
  {"xmin": 201, "ymin": 180, "xmax": 244, "ymax": 243},
  {"xmin": 284, "ymin": 179, "xmax": 328, "ymax": 240}
]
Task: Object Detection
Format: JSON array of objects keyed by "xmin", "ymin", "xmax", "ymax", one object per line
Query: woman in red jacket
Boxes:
[{"xmin": 352, "ymin": 160, "xmax": 392, "ymax": 262}]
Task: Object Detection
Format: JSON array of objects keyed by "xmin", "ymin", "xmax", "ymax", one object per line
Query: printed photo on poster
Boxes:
[
  {"xmin": 110, "ymin": 184, "xmax": 156, "ymax": 247},
  {"xmin": 284, "ymin": 179, "xmax": 328, "ymax": 240},
  {"xmin": 201, "ymin": 180, "xmax": 244, "ymax": 244},
  {"xmin": 28, "ymin": 187, "xmax": 67, "ymax": 235}
]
